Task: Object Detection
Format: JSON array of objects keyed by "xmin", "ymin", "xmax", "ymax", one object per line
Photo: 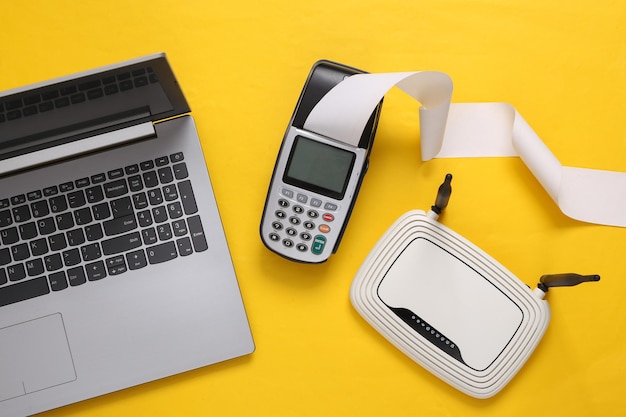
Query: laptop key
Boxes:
[
  {"xmin": 167, "ymin": 202, "xmax": 183, "ymax": 219},
  {"xmin": 178, "ymin": 180, "xmax": 198, "ymax": 215},
  {"xmin": 141, "ymin": 228, "xmax": 157, "ymax": 245},
  {"xmin": 63, "ymin": 248, "xmax": 81, "ymax": 266},
  {"xmin": 173, "ymin": 162, "xmax": 188, "ymax": 180},
  {"xmin": 0, "ymin": 248, "xmax": 11, "ymax": 266},
  {"xmin": 86, "ymin": 260, "xmax": 106, "ymax": 281},
  {"xmin": 85, "ymin": 223, "xmax": 104, "ymax": 241},
  {"xmin": 101, "ymin": 231, "xmax": 142, "ymax": 255},
  {"xmin": 86, "ymin": 185, "xmax": 105, "ymax": 203},
  {"xmin": 19, "ymin": 222, "xmax": 38, "ymax": 240},
  {"xmin": 81, "ymin": 243, "xmax": 102, "ymax": 261},
  {"xmin": 128, "ymin": 175, "xmax": 144, "ymax": 192},
  {"xmin": 158, "ymin": 166, "xmax": 174, "ymax": 184},
  {"xmin": 92, "ymin": 202, "xmax": 111, "ymax": 220},
  {"xmin": 143, "ymin": 171, "xmax": 159, "ymax": 188},
  {"xmin": 74, "ymin": 207, "xmax": 93, "ymax": 225},
  {"xmin": 49, "ymin": 271, "xmax": 68, "ymax": 291},
  {"xmin": 67, "ymin": 228, "xmax": 86, "ymax": 246},
  {"xmin": 152, "ymin": 206, "xmax": 168, "ymax": 223},
  {"xmin": 147, "ymin": 189, "xmax": 163, "ymax": 205},
  {"xmin": 7, "ymin": 263, "xmax": 26, "ymax": 281},
  {"xmin": 67, "ymin": 190, "xmax": 86, "ymax": 208},
  {"xmin": 0, "ymin": 276, "xmax": 50, "ymax": 307},
  {"xmin": 75, "ymin": 177, "xmax": 90, "ymax": 188},
  {"xmin": 90, "ymin": 173, "xmax": 106, "ymax": 184},
  {"xmin": 37, "ymin": 217, "xmax": 56, "ymax": 235},
  {"xmin": 44, "ymin": 253, "xmax": 63, "ymax": 271},
  {"xmin": 104, "ymin": 179, "xmax": 128, "ymax": 198},
  {"xmin": 110, "ymin": 196, "xmax": 133, "ymax": 218},
  {"xmin": 157, "ymin": 224, "xmax": 172, "ymax": 241},
  {"xmin": 137, "ymin": 210, "xmax": 153, "ymax": 227},
  {"xmin": 172, "ymin": 219, "xmax": 188, "ymax": 236},
  {"xmin": 11, "ymin": 195, "xmax": 26, "ymax": 205},
  {"xmin": 11, "ymin": 243, "xmax": 30, "ymax": 262},
  {"xmin": 67, "ymin": 266, "xmax": 86, "ymax": 286},
  {"xmin": 49, "ymin": 233, "xmax": 68, "ymax": 251},
  {"xmin": 188, "ymin": 215, "xmax": 208, "ymax": 252},
  {"xmin": 106, "ymin": 256, "xmax": 127, "ymax": 275},
  {"xmin": 0, "ymin": 209, "xmax": 12, "ymax": 227},
  {"xmin": 1, "ymin": 227, "xmax": 19, "ymax": 245},
  {"xmin": 43, "ymin": 185, "xmax": 59, "ymax": 196},
  {"xmin": 155, "ymin": 156, "xmax": 169, "ymax": 167},
  {"xmin": 103, "ymin": 214, "xmax": 137, "ymax": 236},
  {"xmin": 60, "ymin": 182, "xmax": 74, "ymax": 192},
  {"xmin": 177, "ymin": 237, "xmax": 193, "ymax": 256},
  {"xmin": 31, "ymin": 200, "xmax": 50, "ymax": 217},
  {"xmin": 162, "ymin": 185, "xmax": 178, "ymax": 201},
  {"xmin": 55, "ymin": 212, "xmax": 74, "ymax": 230},
  {"xmin": 146, "ymin": 241, "xmax": 177, "ymax": 264},
  {"xmin": 30, "ymin": 238, "xmax": 49, "ymax": 256},
  {"xmin": 126, "ymin": 249, "xmax": 147, "ymax": 270},
  {"xmin": 49, "ymin": 195, "xmax": 68, "ymax": 212},
  {"xmin": 26, "ymin": 258, "xmax": 45, "ymax": 276},
  {"xmin": 12, "ymin": 205, "xmax": 31, "ymax": 223}
]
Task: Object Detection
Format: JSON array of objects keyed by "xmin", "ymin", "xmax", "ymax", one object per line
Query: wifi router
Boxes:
[{"xmin": 350, "ymin": 175, "xmax": 599, "ymax": 398}]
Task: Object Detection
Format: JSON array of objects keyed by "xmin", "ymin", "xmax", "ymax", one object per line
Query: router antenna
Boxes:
[
  {"xmin": 537, "ymin": 273, "xmax": 601, "ymax": 293},
  {"xmin": 430, "ymin": 173, "xmax": 453, "ymax": 216}
]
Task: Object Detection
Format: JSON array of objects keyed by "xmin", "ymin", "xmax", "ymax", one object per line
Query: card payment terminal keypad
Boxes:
[{"xmin": 266, "ymin": 188, "xmax": 338, "ymax": 256}]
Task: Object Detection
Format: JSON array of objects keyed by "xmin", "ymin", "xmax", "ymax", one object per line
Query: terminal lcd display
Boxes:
[{"xmin": 283, "ymin": 135, "xmax": 356, "ymax": 199}]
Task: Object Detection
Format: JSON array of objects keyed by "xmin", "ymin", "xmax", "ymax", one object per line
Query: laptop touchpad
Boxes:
[{"xmin": 1, "ymin": 313, "xmax": 76, "ymax": 402}]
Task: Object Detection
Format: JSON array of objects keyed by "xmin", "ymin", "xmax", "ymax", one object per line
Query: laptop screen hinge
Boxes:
[{"xmin": 0, "ymin": 122, "xmax": 156, "ymax": 177}]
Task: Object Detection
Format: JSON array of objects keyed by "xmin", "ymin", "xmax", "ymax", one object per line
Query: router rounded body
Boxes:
[{"xmin": 351, "ymin": 210, "xmax": 550, "ymax": 398}]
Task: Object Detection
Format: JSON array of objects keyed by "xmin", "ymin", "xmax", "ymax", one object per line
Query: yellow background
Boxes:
[{"xmin": 2, "ymin": 0, "xmax": 625, "ymax": 416}]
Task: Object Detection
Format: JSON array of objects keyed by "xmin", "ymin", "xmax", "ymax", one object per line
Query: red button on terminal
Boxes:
[{"xmin": 322, "ymin": 213, "xmax": 334, "ymax": 222}]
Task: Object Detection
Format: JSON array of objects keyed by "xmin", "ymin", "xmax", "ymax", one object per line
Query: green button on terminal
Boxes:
[{"xmin": 312, "ymin": 235, "xmax": 326, "ymax": 255}]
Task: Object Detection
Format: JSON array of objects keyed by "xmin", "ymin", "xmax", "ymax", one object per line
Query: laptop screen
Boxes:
[{"xmin": 0, "ymin": 54, "xmax": 190, "ymax": 161}]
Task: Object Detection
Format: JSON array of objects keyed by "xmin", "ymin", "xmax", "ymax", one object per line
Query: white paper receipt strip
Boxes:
[{"xmin": 303, "ymin": 71, "xmax": 626, "ymax": 227}]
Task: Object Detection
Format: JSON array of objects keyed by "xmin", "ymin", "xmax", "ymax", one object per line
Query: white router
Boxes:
[{"xmin": 350, "ymin": 174, "xmax": 599, "ymax": 399}]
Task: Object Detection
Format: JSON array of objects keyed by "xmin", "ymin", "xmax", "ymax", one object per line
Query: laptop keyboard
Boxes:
[{"xmin": 0, "ymin": 152, "xmax": 208, "ymax": 308}]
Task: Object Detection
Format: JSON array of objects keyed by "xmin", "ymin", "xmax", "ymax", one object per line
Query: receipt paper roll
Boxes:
[{"xmin": 303, "ymin": 71, "xmax": 626, "ymax": 228}]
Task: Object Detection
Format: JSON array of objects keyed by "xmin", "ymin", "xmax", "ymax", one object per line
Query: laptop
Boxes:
[{"xmin": 0, "ymin": 53, "xmax": 254, "ymax": 416}]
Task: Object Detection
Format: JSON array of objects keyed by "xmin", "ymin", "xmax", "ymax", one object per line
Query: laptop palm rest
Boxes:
[{"xmin": 0, "ymin": 313, "xmax": 76, "ymax": 402}]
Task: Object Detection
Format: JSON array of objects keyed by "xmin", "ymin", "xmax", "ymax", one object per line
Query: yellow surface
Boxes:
[{"xmin": 2, "ymin": 1, "xmax": 625, "ymax": 416}]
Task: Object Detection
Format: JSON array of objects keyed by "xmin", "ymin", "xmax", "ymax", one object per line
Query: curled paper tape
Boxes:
[{"xmin": 303, "ymin": 71, "xmax": 626, "ymax": 227}]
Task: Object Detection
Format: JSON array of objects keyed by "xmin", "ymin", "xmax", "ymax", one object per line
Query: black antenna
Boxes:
[
  {"xmin": 537, "ymin": 273, "xmax": 601, "ymax": 293},
  {"xmin": 431, "ymin": 173, "xmax": 453, "ymax": 215}
]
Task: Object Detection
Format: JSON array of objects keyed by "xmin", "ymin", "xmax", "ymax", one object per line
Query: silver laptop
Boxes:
[{"xmin": 0, "ymin": 53, "xmax": 254, "ymax": 416}]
